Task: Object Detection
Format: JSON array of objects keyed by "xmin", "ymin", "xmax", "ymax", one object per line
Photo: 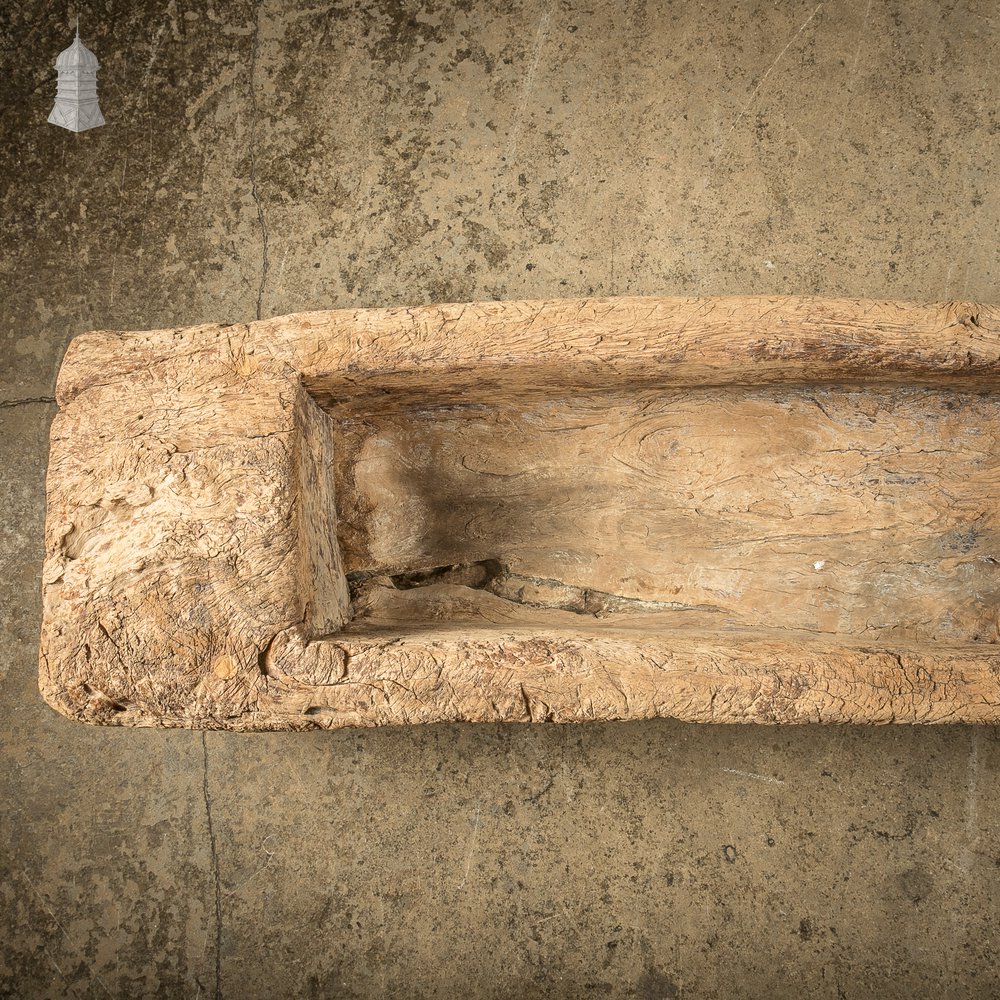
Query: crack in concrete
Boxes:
[
  {"xmin": 248, "ymin": 7, "xmax": 270, "ymax": 322},
  {"xmin": 201, "ymin": 732, "xmax": 223, "ymax": 1000},
  {"xmin": 0, "ymin": 395, "xmax": 55, "ymax": 409}
]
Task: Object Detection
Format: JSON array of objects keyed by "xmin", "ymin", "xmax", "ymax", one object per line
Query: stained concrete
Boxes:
[{"xmin": 1, "ymin": 0, "xmax": 999, "ymax": 996}]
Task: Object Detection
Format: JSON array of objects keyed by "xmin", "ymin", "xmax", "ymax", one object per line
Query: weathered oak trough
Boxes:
[{"xmin": 39, "ymin": 296, "xmax": 1000, "ymax": 728}]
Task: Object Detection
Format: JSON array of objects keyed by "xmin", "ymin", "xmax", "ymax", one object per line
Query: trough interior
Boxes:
[{"xmin": 316, "ymin": 382, "xmax": 999, "ymax": 649}]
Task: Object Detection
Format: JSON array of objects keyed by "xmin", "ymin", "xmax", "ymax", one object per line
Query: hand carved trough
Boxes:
[{"xmin": 39, "ymin": 296, "xmax": 1000, "ymax": 728}]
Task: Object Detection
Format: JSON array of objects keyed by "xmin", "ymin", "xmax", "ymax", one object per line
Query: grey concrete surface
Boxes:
[{"xmin": 1, "ymin": 1, "xmax": 999, "ymax": 996}]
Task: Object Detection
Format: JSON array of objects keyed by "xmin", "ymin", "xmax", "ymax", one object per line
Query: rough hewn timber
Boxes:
[{"xmin": 39, "ymin": 295, "xmax": 1000, "ymax": 728}]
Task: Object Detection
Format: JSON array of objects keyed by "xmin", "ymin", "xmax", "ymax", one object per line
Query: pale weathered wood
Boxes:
[{"xmin": 39, "ymin": 296, "xmax": 1000, "ymax": 728}]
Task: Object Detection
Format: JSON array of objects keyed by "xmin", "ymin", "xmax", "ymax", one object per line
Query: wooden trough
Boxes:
[{"xmin": 39, "ymin": 296, "xmax": 1000, "ymax": 728}]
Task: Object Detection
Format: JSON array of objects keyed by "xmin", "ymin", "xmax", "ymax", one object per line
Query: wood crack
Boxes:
[{"xmin": 348, "ymin": 560, "xmax": 725, "ymax": 618}]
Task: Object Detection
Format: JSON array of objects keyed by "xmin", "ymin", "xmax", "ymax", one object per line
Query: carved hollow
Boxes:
[{"xmin": 39, "ymin": 296, "xmax": 1000, "ymax": 728}]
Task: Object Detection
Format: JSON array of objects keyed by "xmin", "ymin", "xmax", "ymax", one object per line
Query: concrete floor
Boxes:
[{"xmin": 1, "ymin": 0, "xmax": 999, "ymax": 996}]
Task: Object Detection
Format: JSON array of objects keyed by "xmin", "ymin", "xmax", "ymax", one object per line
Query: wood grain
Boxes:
[
  {"xmin": 39, "ymin": 296, "xmax": 1000, "ymax": 728},
  {"xmin": 334, "ymin": 385, "xmax": 999, "ymax": 645}
]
